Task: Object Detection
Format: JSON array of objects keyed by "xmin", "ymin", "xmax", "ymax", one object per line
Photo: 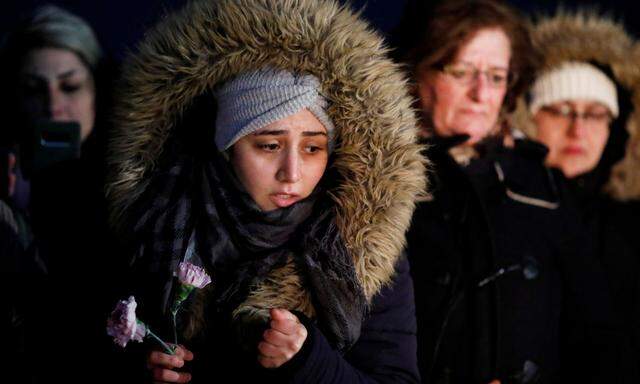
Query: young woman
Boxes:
[{"xmin": 107, "ymin": 0, "xmax": 425, "ymax": 382}]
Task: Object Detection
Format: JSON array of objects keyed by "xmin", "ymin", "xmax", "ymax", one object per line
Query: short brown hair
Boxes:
[{"xmin": 393, "ymin": 0, "xmax": 540, "ymax": 112}]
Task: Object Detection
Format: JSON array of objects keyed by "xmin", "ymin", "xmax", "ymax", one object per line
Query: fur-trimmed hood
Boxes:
[
  {"xmin": 107, "ymin": 0, "xmax": 425, "ymax": 313},
  {"xmin": 512, "ymin": 11, "xmax": 640, "ymax": 200}
]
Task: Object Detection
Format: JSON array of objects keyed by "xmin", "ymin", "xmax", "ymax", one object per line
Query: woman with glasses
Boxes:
[
  {"xmin": 515, "ymin": 11, "xmax": 640, "ymax": 377},
  {"xmin": 394, "ymin": 1, "xmax": 627, "ymax": 382}
]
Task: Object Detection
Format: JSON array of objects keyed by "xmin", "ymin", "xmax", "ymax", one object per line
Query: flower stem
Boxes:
[
  {"xmin": 146, "ymin": 329, "xmax": 175, "ymax": 355},
  {"xmin": 172, "ymin": 312, "xmax": 178, "ymax": 346},
  {"xmin": 169, "ymin": 284, "xmax": 194, "ymax": 346}
]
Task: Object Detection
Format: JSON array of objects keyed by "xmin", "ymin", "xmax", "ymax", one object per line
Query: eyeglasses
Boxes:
[
  {"xmin": 439, "ymin": 63, "xmax": 514, "ymax": 89},
  {"xmin": 539, "ymin": 104, "xmax": 612, "ymax": 126}
]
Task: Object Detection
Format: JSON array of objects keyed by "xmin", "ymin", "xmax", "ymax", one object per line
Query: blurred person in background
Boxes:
[
  {"xmin": 0, "ymin": 5, "xmax": 124, "ymax": 382},
  {"xmin": 1, "ymin": 4, "xmax": 115, "ymax": 272},
  {"xmin": 395, "ymin": 0, "xmax": 632, "ymax": 382},
  {"xmin": 515, "ymin": 10, "xmax": 640, "ymax": 375}
]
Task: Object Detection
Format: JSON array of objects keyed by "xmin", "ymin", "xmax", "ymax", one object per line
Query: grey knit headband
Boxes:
[{"xmin": 214, "ymin": 67, "xmax": 335, "ymax": 151}]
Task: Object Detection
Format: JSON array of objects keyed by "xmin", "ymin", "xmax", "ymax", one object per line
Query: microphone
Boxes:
[{"xmin": 476, "ymin": 255, "xmax": 539, "ymax": 288}]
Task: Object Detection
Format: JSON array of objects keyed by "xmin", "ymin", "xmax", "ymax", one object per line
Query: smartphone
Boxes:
[{"xmin": 21, "ymin": 120, "xmax": 81, "ymax": 178}]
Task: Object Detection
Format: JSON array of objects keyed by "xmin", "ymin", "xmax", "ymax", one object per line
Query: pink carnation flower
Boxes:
[
  {"xmin": 178, "ymin": 262, "xmax": 212, "ymax": 289},
  {"xmin": 106, "ymin": 296, "xmax": 147, "ymax": 348}
]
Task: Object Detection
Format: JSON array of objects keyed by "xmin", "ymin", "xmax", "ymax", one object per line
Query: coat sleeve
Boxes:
[{"xmin": 282, "ymin": 255, "xmax": 420, "ymax": 383}]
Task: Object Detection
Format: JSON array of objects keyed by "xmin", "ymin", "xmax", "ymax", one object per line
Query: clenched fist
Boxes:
[{"xmin": 257, "ymin": 308, "xmax": 308, "ymax": 368}]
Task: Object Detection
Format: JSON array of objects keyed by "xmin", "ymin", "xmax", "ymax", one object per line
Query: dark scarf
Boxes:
[{"xmin": 129, "ymin": 150, "xmax": 365, "ymax": 352}]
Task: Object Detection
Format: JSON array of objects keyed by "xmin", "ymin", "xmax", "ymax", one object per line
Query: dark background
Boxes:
[{"xmin": 2, "ymin": 0, "xmax": 640, "ymax": 62}]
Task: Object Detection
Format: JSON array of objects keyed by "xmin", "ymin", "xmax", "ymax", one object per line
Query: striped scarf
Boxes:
[{"xmin": 128, "ymin": 150, "xmax": 365, "ymax": 351}]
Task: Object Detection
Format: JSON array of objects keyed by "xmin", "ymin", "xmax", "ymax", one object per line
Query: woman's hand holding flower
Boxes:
[
  {"xmin": 147, "ymin": 344, "xmax": 194, "ymax": 383},
  {"xmin": 257, "ymin": 308, "xmax": 308, "ymax": 369}
]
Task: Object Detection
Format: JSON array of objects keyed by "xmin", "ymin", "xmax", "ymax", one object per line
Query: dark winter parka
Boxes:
[
  {"xmin": 513, "ymin": 12, "xmax": 640, "ymax": 376},
  {"xmin": 406, "ymin": 135, "xmax": 626, "ymax": 383},
  {"xmin": 106, "ymin": 0, "xmax": 425, "ymax": 383}
]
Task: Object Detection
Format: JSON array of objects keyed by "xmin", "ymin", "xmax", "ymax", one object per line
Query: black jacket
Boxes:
[
  {"xmin": 173, "ymin": 256, "xmax": 419, "ymax": 383},
  {"xmin": 406, "ymin": 138, "xmax": 627, "ymax": 383},
  {"xmin": 567, "ymin": 181, "xmax": 640, "ymax": 376}
]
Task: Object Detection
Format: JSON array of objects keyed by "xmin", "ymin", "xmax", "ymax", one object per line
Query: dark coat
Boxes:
[
  {"xmin": 566, "ymin": 185, "xmax": 640, "ymax": 374},
  {"xmin": 601, "ymin": 201, "xmax": 640, "ymax": 369},
  {"xmin": 406, "ymin": 138, "xmax": 627, "ymax": 384},
  {"xmin": 177, "ymin": 256, "xmax": 419, "ymax": 383}
]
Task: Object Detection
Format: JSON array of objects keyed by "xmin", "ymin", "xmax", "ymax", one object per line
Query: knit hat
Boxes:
[
  {"xmin": 529, "ymin": 61, "xmax": 619, "ymax": 118},
  {"xmin": 214, "ymin": 67, "xmax": 334, "ymax": 151}
]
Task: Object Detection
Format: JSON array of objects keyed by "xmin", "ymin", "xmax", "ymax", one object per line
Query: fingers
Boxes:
[
  {"xmin": 269, "ymin": 308, "xmax": 301, "ymax": 335},
  {"xmin": 148, "ymin": 350, "xmax": 185, "ymax": 369},
  {"xmin": 151, "ymin": 367, "xmax": 192, "ymax": 383},
  {"xmin": 262, "ymin": 327, "xmax": 306, "ymax": 350},
  {"xmin": 270, "ymin": 319, "xmax": 300, "ymax": 335},
  {"xmin": 257, "ymin": 354, "xmax": 286, "ymax": 369},
  {"xmin": 257, "ymin": 308, "xmax": 308, "ymax": 369},
  {"xmin": 147, "ymin": 346, "xmax": 194, "ymax": 383},
  {"xmin": 149, "ymin": 344, "xmax": 194, "ymax": 365},
  {"xmin": 270, "ymin": 308, "xmax": 297, "ymax": 321},
  {"xmin": 258, "ymin": 331, "xmax": 305, "ymax": 358},
  {"xmin": 258, "ymin": 340, "xmax": 289, "ymax": 359},
  {"xmin": 173, "ymin": 345, "xmax": 194, "ymax": 361}
]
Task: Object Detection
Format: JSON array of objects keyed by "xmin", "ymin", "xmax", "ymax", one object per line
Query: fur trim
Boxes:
[
  {"xmin": 231, "ymin": 255, "xmax": 316, "ymax": 322},
  {"xmin": 107, "ymin": 0, "xmax": 426, "ymax": 319},
  {"xmin": 511, "ymin": 11, "xmax": 640, "ymax": 200}
]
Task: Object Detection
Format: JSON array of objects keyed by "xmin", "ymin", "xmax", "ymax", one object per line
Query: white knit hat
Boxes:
[
  {"xmin": 529, "ymin": 61, "xmax": 619, "ymax": 118},
  {"xmin": 214, "ymin": 67, "xmax": 334, "ymax": 151}
]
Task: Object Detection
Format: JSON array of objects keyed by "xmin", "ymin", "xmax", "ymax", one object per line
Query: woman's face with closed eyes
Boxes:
[{"xmin": 19, "ymin": 47, "xmax": 96, "ymax": 142}]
